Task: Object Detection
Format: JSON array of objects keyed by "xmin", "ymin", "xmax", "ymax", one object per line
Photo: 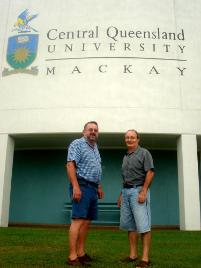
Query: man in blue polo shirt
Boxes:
[
  {"xmin": 118, "ymin": 129, "xmax": 154, "ymax": 268},
  {"xmin": 66, "ymin": 121, "xmax": 104, "ymax": 266}
]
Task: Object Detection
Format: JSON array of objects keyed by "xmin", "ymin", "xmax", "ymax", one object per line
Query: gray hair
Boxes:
[{"xmin": 125, "ymin": 129, "xmax": 140, "ymax": 139}]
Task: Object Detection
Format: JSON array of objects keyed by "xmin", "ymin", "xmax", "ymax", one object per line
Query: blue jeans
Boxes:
[
  {"xmin": 70, "ymin": 185, "xmax": 98, "ymax": 220},
  {"xmin": 120, "ymin": 187, "xmax": 151, "ymax": 233}
]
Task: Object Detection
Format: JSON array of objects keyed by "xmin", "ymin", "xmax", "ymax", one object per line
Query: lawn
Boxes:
[{"xmin": 0, "ymin": 227, "xmax": 200, "ymax": 267}]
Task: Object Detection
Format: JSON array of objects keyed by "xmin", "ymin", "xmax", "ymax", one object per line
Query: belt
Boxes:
[
  {"xmin": 77, "ymin": 177, "xmax": 99, "ymax": 189},
  {"xmin": 123, "ymin": 184, "xmax": 143, "ymax": 189}
]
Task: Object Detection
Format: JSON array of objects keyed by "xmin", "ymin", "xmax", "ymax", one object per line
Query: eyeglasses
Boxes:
[
  {"xmin": 87, "ymin": 128, "xmax": 98, "ymax": 133},
  {"xmin": 125, "ymin": 136, "xmax": 137, "ymax": 140}
]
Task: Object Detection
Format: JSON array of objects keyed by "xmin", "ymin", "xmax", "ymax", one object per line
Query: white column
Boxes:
[
  {"xmin": 0, "ymin": 134, "xmax": 15, "ymax": 227},
  {"xmin": 199, "ymin": 151, "xmax": 201, "ymax": 223},
  {"xmin": 177, "ymin": 134, "xmax": 201, "ymax": 230}
]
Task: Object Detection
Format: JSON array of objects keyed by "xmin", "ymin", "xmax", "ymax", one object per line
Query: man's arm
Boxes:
[
  {"xmin": 97, "ymin": 184, "xmax": 104, "ymax": 199},
  {"xmin": 117, "ymin": 192, "xmax": 122, "ymax": 208},
  {"xmin": 66, "ymin": 161, "xmax": 82, "ymax": 202},
  {"xmin": 138, "ymin": 169, "xmax": 154, "ymax": 203}
]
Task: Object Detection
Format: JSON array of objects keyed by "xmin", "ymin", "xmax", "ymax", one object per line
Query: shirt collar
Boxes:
[{"xmin": 127, "ymin": 145, "xmax": 140, "ymax": 155}]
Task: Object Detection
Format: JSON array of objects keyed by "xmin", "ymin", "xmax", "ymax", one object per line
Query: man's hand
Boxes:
[
  {"xmin": 138, "ymin": 170, "xmax": 154, "ymax": 203},
  {"xmin": 73, "ymin": 185, "xmax": 82, "ymax": 202},
  {"xmin": 117, "ymin": 193, "xmax": 122, "ymax": 208},
  {"xmin": 138, "ymin": 189, "xmax": 147, "ymax": 203},
  {"xmin": 97, "ymin": 185, "xmax": 104, "ymax": 199}
]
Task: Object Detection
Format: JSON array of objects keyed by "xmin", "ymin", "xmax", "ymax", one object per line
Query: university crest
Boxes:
[{"xmin": 2, "ymin": 9, "xmax": 39, "ymax": 76}]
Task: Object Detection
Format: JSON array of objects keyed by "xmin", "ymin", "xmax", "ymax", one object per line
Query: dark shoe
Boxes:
[
  {"xmin": 66, "ymin": 258, "xmax": 82, "ymax": 266},
  {"xmin": 136, "ymin": 260, "xmax": 151, "ymax": 267},
  {"xmin": 121, "ymin": 256, "xmax": 138, "ymax": 263},
  {"xmin": 78, "ymin": 253, "xmax": 93, "ymax": 263}
]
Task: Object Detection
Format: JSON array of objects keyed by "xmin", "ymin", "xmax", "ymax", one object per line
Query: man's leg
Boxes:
[
  {"xmin": 77, "ymin": 220, "xmax": 91, "ymax": 257},
  {"xmin": 128, "ymin": 231, "xmax": 138, "ymax": 259},
  {"xmin": 68, "ymin": 219, "xmax": 85, "ymax": 260},
  {"xmin": 141, "ymin": 231, "xmax": 151, "ymax": 262}
]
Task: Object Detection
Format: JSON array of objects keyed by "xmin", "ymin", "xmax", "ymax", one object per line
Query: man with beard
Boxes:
[{"xmin": 66, "ymin": 121, "xmax": 104, "ymax": 266}]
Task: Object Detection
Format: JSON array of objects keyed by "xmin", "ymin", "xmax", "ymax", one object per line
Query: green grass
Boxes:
[{"xmin": 0, "ymin": 227, "xmax": 200, "ymax": 267}]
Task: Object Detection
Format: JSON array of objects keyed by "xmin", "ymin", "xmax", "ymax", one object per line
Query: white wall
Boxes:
[{"xmin": 0, "ymin": 0, "xmax": 201, "ymax": 135}]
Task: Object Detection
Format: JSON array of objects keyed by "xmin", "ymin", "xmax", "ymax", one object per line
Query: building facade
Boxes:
[{"xmin": 0, "ymin": 0, "xmax": 201, "ymax": 230}]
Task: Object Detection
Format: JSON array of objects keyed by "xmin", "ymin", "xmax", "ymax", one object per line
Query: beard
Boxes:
[{"xmin": 87, "ymin": 133, "xmax": 97, "ymax": 142}]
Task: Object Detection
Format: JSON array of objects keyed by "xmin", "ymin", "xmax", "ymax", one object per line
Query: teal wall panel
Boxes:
[
  {"xmin": 100, "ymin": 150, "xmax": 124, "ymax": 202},
  {"xmin": 151, "ymin": 151, "xmax": 179, "ymax": 225},
  {"xmin": 9, "ymin": 149, "xmax": 179, "ymax": 226},
  {"xmin": 9, "ymin": 150, "xmax": 68, "ymax": 224}
]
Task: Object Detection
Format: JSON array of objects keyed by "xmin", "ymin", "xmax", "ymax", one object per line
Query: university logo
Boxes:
[{"xmin": 2, "ymin": 9, "xmax": 39, "ymax": 76}]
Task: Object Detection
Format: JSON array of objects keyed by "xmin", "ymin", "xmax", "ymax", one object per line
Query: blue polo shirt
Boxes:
[{"xmin": 67, "ymin": 137, "xmax": 102, "ymax": 184}]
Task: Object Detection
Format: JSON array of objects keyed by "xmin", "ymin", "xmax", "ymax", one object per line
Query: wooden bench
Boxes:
[{"xmin": 63, "ymin": 202, "xmax": 120, "ymax": 225}]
